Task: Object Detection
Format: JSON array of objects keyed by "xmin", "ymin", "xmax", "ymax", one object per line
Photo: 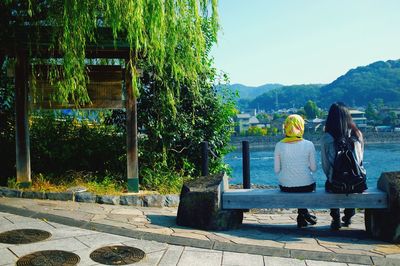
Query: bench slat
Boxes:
[{"xmin": 222, "ymin": 188, "xmax": 388, "ymax": 209}]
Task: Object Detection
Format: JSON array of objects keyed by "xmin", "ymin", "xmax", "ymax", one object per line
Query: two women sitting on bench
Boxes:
[{"xmin": 274, "ymin": 103, "xmax": 365, "ymax": 230}]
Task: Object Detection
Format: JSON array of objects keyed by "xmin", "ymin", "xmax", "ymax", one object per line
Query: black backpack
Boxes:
[{"xmin": 329, "ymin": 136, "xmax": 367, "ymax": 193}]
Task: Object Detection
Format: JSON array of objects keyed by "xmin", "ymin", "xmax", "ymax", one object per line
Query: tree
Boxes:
[
  {"xmin": 365, "ymin": 102, "xmax": 378, "ymax": 121},
  {"xmin": 0, "ymin": 0, "xmax": 219, "ymax": 107},
  {"xmin": 304, "ymin": 100, "xmax": 320, "ymax": 119},
  {"xmin": 0, "ymin": 1, "xmax": 235, "ymax": 191}
]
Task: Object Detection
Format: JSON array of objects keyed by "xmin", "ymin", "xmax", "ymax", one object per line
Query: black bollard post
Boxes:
[
  {"xmin": 201, "ymin": 141, "xmax": 209, "ymax": 176},
  {"xmin": 242, "ymin": 141, "xmax": 250, "ymax": 189}
]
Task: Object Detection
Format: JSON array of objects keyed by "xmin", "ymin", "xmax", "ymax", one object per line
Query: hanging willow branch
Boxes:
[{"xmin": 0, "ymin": 0, "xmax": 219, "ymax": 109}]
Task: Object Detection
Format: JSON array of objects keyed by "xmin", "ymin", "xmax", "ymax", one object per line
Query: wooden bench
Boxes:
[
  {"xmin": 177, "ymin": 172, "xmax": 400, "ymax": 243},
  {"xmin": 222, "ymin": 188, "xmax": 388, "ymax": 209}
]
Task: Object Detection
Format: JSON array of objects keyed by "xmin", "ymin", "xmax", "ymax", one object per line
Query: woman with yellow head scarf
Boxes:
[{"xmin": 274, "ymin": 114, "xmax": 317, "ymax": 228}]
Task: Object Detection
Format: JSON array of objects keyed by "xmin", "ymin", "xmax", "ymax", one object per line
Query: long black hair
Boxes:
[{"xmin": 325, "ymin": 102, "xmax": 362, "ymax": 140}]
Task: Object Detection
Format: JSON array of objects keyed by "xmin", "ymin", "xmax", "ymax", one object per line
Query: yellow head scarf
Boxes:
[{"xmin": 281, "ymin": 114, "xmax": 305, "ymax": 143}]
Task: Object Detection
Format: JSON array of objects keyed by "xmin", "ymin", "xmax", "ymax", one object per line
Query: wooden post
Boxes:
[
  {"xmin": 242, "ymin": 141, "xmax": 250, "ymax": 189},
  {"xmin": 15, "ymin": 51, "xmax": 31, "ymax": 187},
  {"xmin": 201, "ymin": 141, "xmax": 209, "ymax": 176},
  {"xmin": 125, "ymin": 63, "xmax": 139, "ymax": 192}
]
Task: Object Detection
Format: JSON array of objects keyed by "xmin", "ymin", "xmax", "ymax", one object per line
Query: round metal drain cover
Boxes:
[
  {"xmin": 16, "ymin": 250, "xmax": 80, "ymax": 266},
  {"xmin": 0, "ymin": 229, "xmax": 51, "ymax": 244},
  {"xmin": 90, "ymin": 245, "xmax": 145, "ymax": 265}
]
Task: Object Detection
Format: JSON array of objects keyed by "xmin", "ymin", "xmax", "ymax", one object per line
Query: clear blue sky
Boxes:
[{"xmin": 211, "ymin": 0, "xmax": 400, "ymax": 86}]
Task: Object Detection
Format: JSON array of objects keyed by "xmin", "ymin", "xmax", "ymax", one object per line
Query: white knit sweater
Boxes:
[{"xmin": 274, "ymin": 139, "xmax": 317, "ymax": 187}]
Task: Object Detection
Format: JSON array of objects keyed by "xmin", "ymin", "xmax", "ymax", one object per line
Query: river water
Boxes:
[{"xmin": 224, "ymin": 143, "xmax": 400, "ymax": 188}]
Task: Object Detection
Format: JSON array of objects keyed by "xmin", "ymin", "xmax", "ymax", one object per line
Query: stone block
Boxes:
[
  {"xmin": 365, "ymin": 171, "xmax": 400, "ymax": 243},
  {"xmin": 120, "ymin": 195, "xmax": 143, "ymax": 206},
  {"xmin": 21, "ymin": 191, "xmax": 46, "ymax": 199},
  {"xmin": 75, "ymin": 192, "xmax": 96, "ymax": 203},
  {"xmin": 143, "ymin": 194, "xmax": 164, "ymax": 207},
  {"xmin": 176, "ymin": 173, "xmax": 243, "ymax": 230},
  {"xmin": 164, "ymin": 194, "xmax": 180, "ymax": 207},
  {"xmin": 46, "ymin": 192, "xmax": 73, "ymax": 201},
  {"xmin": 0, "ymin": 187, "xmax": 21, "ymax": 198},
  {"xmin": 96, "ymin": 195, "xmax": 120, "ymax": 205}
]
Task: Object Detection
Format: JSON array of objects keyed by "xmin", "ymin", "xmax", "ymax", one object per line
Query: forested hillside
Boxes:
[
  {"xmin": 320, "ymin": 60, "xmax": 400, "ymax": 107},
  {"xmin": 243, "ymin": 59, "xmax": 400, "ymax": 110},
  {"xmin": 249, "ymin": 84, "xmax": 322, "ymax": 110}
]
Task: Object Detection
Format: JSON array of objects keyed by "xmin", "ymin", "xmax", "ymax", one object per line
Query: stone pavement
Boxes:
[{"xmin": 0, "ymin": 197, "xmax": 400, "ymax": 265}]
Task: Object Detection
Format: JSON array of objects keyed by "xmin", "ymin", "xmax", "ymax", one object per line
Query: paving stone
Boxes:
[
  {"xmin": 171, "ymin": 232, "xmax": 209, "ymax": 240},
  {"xmin": 164, "ymin": 194, "xmax": 180, "ymax": 207},
  {"xmin": 70, "ymin": 247, "xmax": 100, "ymax": 266},
  {"xmin": 122, "ymin": 238, "xmax": 169, "ymax": 253},
  {"xmin": 263, "ymin": 256, "xmax": 306, "ymax": 266},
  {"xmin": 75, "ymin": 192, "xmax": 96, "ymax": 203},
  {"xmin": 305, "ymin": 260, "xmax": 347, "ymax": 266},
  {"xmin": 110, "ymin": 208, "xmax": 143, "ymax": 216},
  {"xmin": 167, "ymin": 235, "xmax": 214, "ymax": 249},
  {"xmin": 143, "ymin": 194, "xmax": 164, "ymax": 207},
  {"xmin": 157, "ymin": 245, "xmax": 184, "ymax": 266},
  {"xmin": 222, "ymin": 251, "xmax": 264, "ymax": 266},
  {"xmin": 206, "ymin": 233, "xmax": 234, "ymax": 243},
  {"xmin": 96, "ymin": 195, "xmax": 120, "ymax": 205},
  {"xmin": 0, "ymin": 248, "xmax": 17, "ymax": 266},
  {"xmin": 120, "ymin": 195, "xmax": 143, "ymax": 206},
  {"xmin": 284, "ymin": 243, "xmax": 331, "ymax": 252},
  {"xmin": 374, "ymin": 244, "xmax": 400, "ymax": 254},
  {"xmin": 0, "ymin": 188, "xmax": 21, "ymax": 198},
  {"xmin": 21, "ymin": 191, "xmax": 46, "ymax": 199},
  {"xmin": 213, "ymin": 241, "xmax": 290, "ymax": 258},
  {"xmin": 371, "ymin": 256, "xmax": 400, "ymax": 266},
  {"xmin": 9, "ymin": 238, "xmax": 88, "ymax": 257},
  {"xmin": 134, "ymin": 250, "xmax": 165, "ymax": 266},
  {"xmin": 178, "ymin": 248, "xmax": 222, "ymax": 266},
  {"xmin": 231, "ymin": 237, "xmax": 284, "ymax": 248},
  {"xmin": 46, "ymin": 192, "xmax": 74, "ymax": 201},
  {"xmin": 290, "ymin": 250, "xmax": 372, "ymax": 265},
  {"xmin": 140, "ymin": 227, "xmax": 174, "ymax": 235},
  {"xmin": 75, "ymin": 232, "xmax": 132, "ymax": 248},
  {"xmin": 327, "ymin": 247, "xmax": 383, "ymax": 257}
]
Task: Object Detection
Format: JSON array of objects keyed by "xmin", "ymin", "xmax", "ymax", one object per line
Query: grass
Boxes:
[{"xmin": 7, "ymin": 172, "xmax": 126, "ymax": 195}]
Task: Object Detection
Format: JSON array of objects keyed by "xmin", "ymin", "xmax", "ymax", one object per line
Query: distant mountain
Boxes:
[
  {"xmin": 244, "ymin": 59, "xmax": 400, "ymax": 111},
  {"xmin": 229, "ymin": 83, "xmax": 283, "ymax": 99},
  {"xmin": 320, "ymin": 60, "xmax": 400, "ymax": 107},
  {"xmin": 249, "ymin": 84, "xmax": 323, "ymax": 111}
]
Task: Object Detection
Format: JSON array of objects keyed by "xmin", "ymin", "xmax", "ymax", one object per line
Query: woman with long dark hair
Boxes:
[{"xmin": 321, "ymin": 102, "xmax": 364, "ymax": 230}]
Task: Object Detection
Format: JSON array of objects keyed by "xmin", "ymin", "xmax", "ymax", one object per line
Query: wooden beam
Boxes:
[
  {"xmin": 15, "ymin": 51, "xmax": 31, "ymax": 187},
  {"xmin": 125, "ymin": 64, "xmax": 139, "ymax": 192},
  {"xmin": 222, "ymin": 188, "xmax": 388, "ymax": 209}
]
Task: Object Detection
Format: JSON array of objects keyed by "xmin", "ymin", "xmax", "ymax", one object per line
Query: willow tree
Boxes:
[
  {"xmin": 0, "ymin": 0, "xmax": 220, "ymax": 190},
  {"xmin": 0, "ymin": 0, "xmax": 218, "ymax": 104}
]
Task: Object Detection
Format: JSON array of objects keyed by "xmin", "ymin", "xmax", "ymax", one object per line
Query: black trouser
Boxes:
[
  {"xmin": 325, "ymin": 181, "xmax": 356, "ymax": 221},
  {"xmin": 330, "ymin": 208, "xmax": 355, "ymax": 221},
  {"xmin": 279, "ymin": 183, "xmax": 316, "ymax": 215}
]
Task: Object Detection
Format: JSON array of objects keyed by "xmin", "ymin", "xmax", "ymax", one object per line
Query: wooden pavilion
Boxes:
[{"xmin": 0, "ymin": 26, "xmax": 140, "ymax": 192}]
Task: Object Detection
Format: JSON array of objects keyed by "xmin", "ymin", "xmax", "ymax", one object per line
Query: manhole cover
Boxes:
[
  {"xmin": 0, "ymin": 229, "xmax": 51, "ymax": 244},
  {"xmin": 16, "ymin": 250, "xmax": 80, "ymax": 266},
  {"xmin": 90, "ymin": 245, "xmax": 145, "ymax": 265}
]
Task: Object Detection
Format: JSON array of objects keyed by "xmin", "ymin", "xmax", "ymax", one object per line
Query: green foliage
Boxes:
[
  {"xmin": 247, "ymin": 126, "xmax": 267, "ymax": 136},
  {"xmin": 256, "ymin": 113, "xmax": 272, "ymax": 123},
  {"xmin": 243, "ymin": 59, "xmax": 400, "ymax": 110},
  {"xmin": 29, "ymin": 111, "xmax": 126, "ymax": 178},
  {"xmin": 0, "ymin": 0, "xmax": 219, "ymax": 107},
  {"xmin": 365, "ymin": 102, "xmax": 378, "ymax": 120},
  {"xmin": 141, "ymin": 161, "xmax": 193, "ymax": 194},
  {"xmin": 320, "ymin": 60, "xmax": 400, "ymax": 107},
  {"xmin": 304, "ymin": 100, "xmax": 320, "ymax": 119},
  {"xmin": 250, "ymin": 85, "xmax": 322, "ymax": 110},
  {"xmin": 0, "ymin": 58, "xmax": 16, "ymax": 186}
]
